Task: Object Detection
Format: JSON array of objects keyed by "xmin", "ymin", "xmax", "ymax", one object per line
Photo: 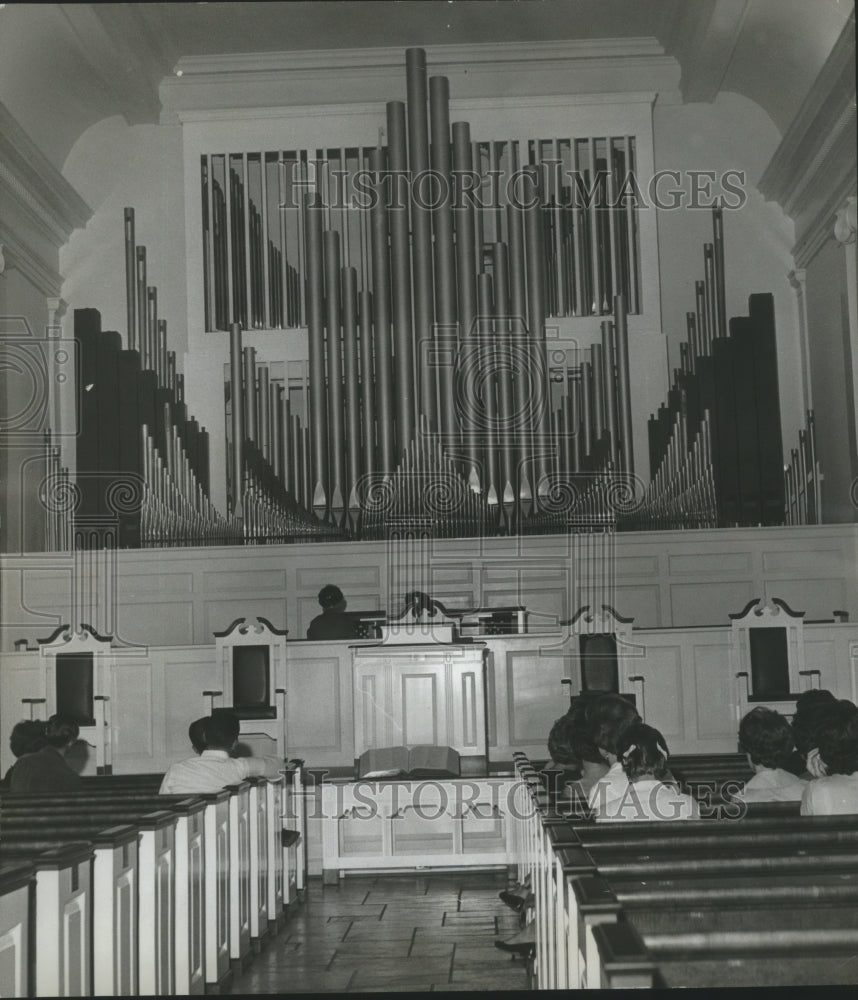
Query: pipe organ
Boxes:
[{"xmin": 54, "ymin": 48, "xmax": 806, "ymax": 550}]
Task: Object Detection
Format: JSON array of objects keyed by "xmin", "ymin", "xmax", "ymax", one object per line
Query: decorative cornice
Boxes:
[
  {"xmin": 758, "ymin": 18, "xmax": 856, "ymax": 219},
  {"xmin": 161, "ymin": 38, "xmax": 677, "ymax": 123},
  {"xmin": 834, "ymin": 196, "xmax": 857, "ymax": 246},
  {"xmin": 0, "ymin": 102, "xmax": 91, "ymax": 247},
  {"xmin": 0, "ymin": 221, "xmax": 63, "ymax": 297}
]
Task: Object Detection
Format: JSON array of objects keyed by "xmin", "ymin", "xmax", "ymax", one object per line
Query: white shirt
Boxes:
[
  {"xmin": 593, "ymin": 777, "xmax": 698, "ymax": 822},
  {"xmin": 735, "ymin": 767, "xmax": 807, "ymax": 803},
  {"xmin": 159, "ymin": 749, "xmax": 283, "ymax": 795},
  {"xmin": 801, "ymin": 773, "xmax": 858, "ymax": 816},
  {"xmin": 587, "ymin": 761, "xmax": 630, "ymax": 812}
]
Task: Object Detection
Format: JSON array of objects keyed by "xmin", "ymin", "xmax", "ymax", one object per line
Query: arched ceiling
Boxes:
[{"xmin": 0, "ymin": 0, "xmax": 853, "ymax": 172}]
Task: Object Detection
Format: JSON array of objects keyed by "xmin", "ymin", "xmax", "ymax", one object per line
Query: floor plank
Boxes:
[{"xmin": 228, "ymin": 871, "xmax": 531, "ymax": 993}]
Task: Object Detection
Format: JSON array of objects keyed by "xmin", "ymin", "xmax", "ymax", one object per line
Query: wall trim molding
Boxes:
[
  {"xmin": 0, "ymin": 221, "xmax": 63, "ymax": 297},
  {"xmin": 758, "ymin": 18, "xmax": 857, "ymax": 265},
  {"xmin": 0, "ymin": 103, "xmax": 91, "ymax": 246}
]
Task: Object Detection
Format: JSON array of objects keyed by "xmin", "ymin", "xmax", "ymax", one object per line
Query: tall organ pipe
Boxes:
[
  {"xmin": 492, "ymin": 242, "xmax": 515, "ymax": 505},
  {"xmin": 713, "ymin": 204, "xmax": 727, "ymax": 339},
  {"xmin": 406, "ymin": 48, "xmax": 434, "ymax": 436},
  {"xmin": 507, "ymin": 170, "xmax": 530, "ymax": 505},
  {"xmin": 478, "ymin": 272, "xmax": 499, "ymax": 506},
  {"xmin": 581, "ymin": 360, "xmax": 593, "ymax": 461},
  {"xmin": 323, "ymin": 229, "xmax": 345, "ymax": 512},
  {"xmin": 429, "ymin": 75, "xmax": 456, "ymax": 435},
  {"xmin": 358, "ymin": 290, "xmax": 376, "ymax": 478},
  {"xmin": 452, "ymin": 121, "xmax": 480, "ymax": 489},
  {"xmin": 387, "ymin": 100, "xmax": 415, "ymax": 455},
  {"xmin": 368, "ymin": 148, "xmax": 395, "ymax": 473},
  {"xmin": 614, "ymin": 293, "xmax": 634, "ymax": 474},
  {"xmin": 124, "ymin": 208, "xmax": 136, "ymax": 352},
  {"xmin": 601, "ymin": 319, "xmax": 620, "ymax": 466},
  {"xmin": 243, "ymin": 346, "xmax": 257, "ymax": 446},
  {"xmin": 342, "ymin": 266, "xmax": 361, "ymax": 508},
  {"xmin": 523, "ymin": 165, "xmax": 551, "ymax": 498},
  {"xmin": 135, "ymin": 247, "xmax": 147, "ymax": 368},
  {"xmin": 305, "ymin": 192, "xmax": 329, "ymax": 511},
  {"xmin": 259, "ymin": 364, "xmax": 270, "ymax": 462},
  {"xmin": 229, "ymin": 323, "xmax": 245, "ymax": 518},
  {"xmin": 591, "ymin": 341, "xmax": 605, "ymax": 444}
]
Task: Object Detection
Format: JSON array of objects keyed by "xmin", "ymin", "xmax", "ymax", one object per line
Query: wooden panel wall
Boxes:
[{"xmin": 2, "ymin": 526, "xmax": 856, "ymax": 652}]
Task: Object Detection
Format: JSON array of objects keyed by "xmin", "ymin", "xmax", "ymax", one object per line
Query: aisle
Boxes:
[{"xmin": 230, "ymin": 871, "xmax": 531, "ymax": 993}]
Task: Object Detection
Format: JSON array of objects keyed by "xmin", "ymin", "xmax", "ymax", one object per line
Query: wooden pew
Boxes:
[
  {"xmin": 0, "ymin": 842, "xmax": 93, "ymax": 998},
  {"xmin": 0, "ymin": 861, "xmax": 35, "ymax": 998},
  {"xmin": 1, "ymin": 793, "xmax": 212, "ymax": 994},
  {"xmin": 1, "ymin": 827, "xmax": 136, "ymax": 996}
]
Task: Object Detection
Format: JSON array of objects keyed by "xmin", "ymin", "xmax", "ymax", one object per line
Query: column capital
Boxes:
[
  {"xmin": 46, "ymin": 297, "xmax": 68, "ymax": 321},
  {"xmin": 834, "ymin": 195, "xmax": 857, "ymax": 246},
  {"xmin": 787, "ymin": 269, "xmax": 807, "ymax": 291}
]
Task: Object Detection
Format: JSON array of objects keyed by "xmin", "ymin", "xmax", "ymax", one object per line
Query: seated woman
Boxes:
[
  {"xmin": 1, "ymin": 719, "xmax": 48, "ymax": 786},
  {"xmin": 544, "ymin": 701, "xmax": 610, "ymax": 799},
  {"xmin": 591, "ymin": 722, "xmax": 698, "ymax": 822},
  {"xmin": 8, "ymin": 715, "xmax": 82, "ymax": 793},
  {"xmin": 734, "ymin": 706, "xmax": 807, "ymax": 802},
  {"xmin": 801, "ymin": 699, "xmax": 858, "ymax": 815},
  {"xmin": 791, "ymin": 688, "xmax": 839, "ymax": 779},
  {"xmin": 585, "ymin": 692, "xmax": 642, "ymax": 812}
]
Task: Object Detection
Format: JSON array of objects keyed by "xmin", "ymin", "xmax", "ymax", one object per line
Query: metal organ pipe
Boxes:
[
  {"xmin": 305, "ymin": 192, "xmax": 329, "ymax": 511},
  {"xmin": 452, "ymin": 121, "xmax": 480, "ymax": 489},
  {"xmin": 368, "ymin": 147, "xmax": 395, "ymax": 474},
  {"xmin": 429, "ymin": 75, "xmax": 456, "ymax": 436},
  {"xmin": 124, "ymin": 208, "xmax": 136, "ymax": 352},
  {"xmin": 478, "ymin": 272, "xmax": 499, "ymax": 506},
  {"xmin": 613, "ymin": 293, "xmax": 634, "ymax": 474},
  {"xmin": 342, "ymin": 266, "xmax": 361, "ymax": 510},
  {"xmin": 358, "ymin": 290, "xmax": 376, "ymax": 478},
  {"xmin": 602, "ymin": 319, "xmax": 619, "ymax": 467},
  {"xmin": 323, "ymin": 229, "xmax": 345, "ymax": 513},
  {"xmin": 259, "ymin": 364, "xmax": 270, "ymax": 462},
  {"xmin": 492, "ymin": 242, "xmax": 515, "ymax": 506},
  {"xmin": 406, "ymin": 48, "xmax": 434, "ymax": 436},
  {"xmin": 229, "ymin": 322, "xmax": 245, "ymax": 518},
  {"xmin": 243, "ymin": 346, "xmax": 257, "ymax": 446},
  {"xmin": 386, "ymin": 100, "xmax": 415, "ymax": 456}
]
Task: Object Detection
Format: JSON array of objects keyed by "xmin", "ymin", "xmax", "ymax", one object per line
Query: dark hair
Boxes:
[
  {"xmin": 616, "ymin": 723, "xmax": 671, "ymax": 782},
  {"xmin": 9, "ymin": 720, "xmax": 47, "ymax": 758},
  {"xmin": 792, "ymin": 689, "xmax": 838, "ymax": 756},
  {"xmin": 318, "ymin": 584, "xmax": 344, "ymax": 609},
  {"xmin": 206, "ymin": 711, "xmax": 241, "ymax": 750},
  {"xmin": 739, "ymin": 706, "xmax": 793, "ymax": 768},
  {"xmin": 586, "ymin": 693, "xmax": 641, "ymax": 755},
  {"xmin": 189, "ymin": 717, "xmax": 208, "ymax": 754},
  {"xmin": 44, "ymin": 714, "xmax": 80, "ymax": 748},
  {"xmin": 815, "ymin": 700, "xmax": 858, "ymax": 776}
]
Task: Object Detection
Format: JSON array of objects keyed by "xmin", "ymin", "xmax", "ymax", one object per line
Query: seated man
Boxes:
[
  {"xmin": 159, "ymin": 712, "xmax": 284, "ymax": 794},
  {"xmin": 9, "ymin": 715, "xmax": 82, "ymax": 792},
  {"xmin": 735, "ymin": 706, "xmax": 807, "ymax": 802},
  {"xmin": 1, "ymin": 719, "xmax": 48, "ymax": 786},
  {"xmin": 306, "ymin": 584, "xmax": 361, "ymax": 641},
  {"xmin": 801, "ymin": 699, "xmax": 858, "ymax": 815}
]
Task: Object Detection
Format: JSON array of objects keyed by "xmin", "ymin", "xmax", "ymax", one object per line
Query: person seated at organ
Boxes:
[
  {"xmin": 159, "ymin": 711, "xmax": 284, "ymax": 794},
  {"xmin": 585, "ymin": 692, "xmax": 642, "ymax": 812},
  {"xmin": 734, "ymin": 706, "xmax": 808, "ymax": 802},
  {"xmin": 8, "ymin": 715, "xmax": 83, "ymax": 793},
  {"xmin": 306, "ymin": 584, "xmax": 361, "ymax": 641},
  {"xmin": 791, "ymin": 688, "xmax": 839, "ymax": 779},
  {"xmin": 1, "ymin": 719, "xmax": 48, "ymax": 786},
  {"xmin": 592, "ymin": 722, "xmax": 698, "ymax": 822},
  {"xmin": 801, "ymin": 699, "xmax": 858, "ymax": 815}
]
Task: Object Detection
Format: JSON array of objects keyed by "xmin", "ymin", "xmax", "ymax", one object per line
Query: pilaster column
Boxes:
[
  {"xmin": 834, "ymin": 196, "xmax": 858, "ymax": 448},
  {"xmin": 787, "ymin": 268, "xmax": 812, "ymax": 415}
]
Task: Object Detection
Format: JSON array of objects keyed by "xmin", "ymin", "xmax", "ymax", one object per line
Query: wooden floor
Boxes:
[{"xmin": 230, "ymin": 871, "xmax": 531, "ymax": 993}]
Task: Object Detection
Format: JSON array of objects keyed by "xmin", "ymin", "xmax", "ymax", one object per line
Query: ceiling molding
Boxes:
[
  {"xmin": 0, "ymin": 103, "xmax": 92, "ymax": 247},
  {"xmin": 672, "ymin": 0, "xmax": 749, "ymax": 105},
  {"xmin": 758, "ymin": 18, "xmax": 856, "ymax": 216},
  {"xmin": 0, "ymin": 222, "xmax": 63, "ymax": 298},
  {"xmin": 59, "ymin": 4, "xmax": 174, "ymax": 126},
  {"xmin": 161, "ymin": 37, "xmax": 677, "ymax": 122}
]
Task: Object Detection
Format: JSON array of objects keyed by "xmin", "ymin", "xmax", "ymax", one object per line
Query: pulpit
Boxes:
[{"xmin": 321, "ymin": 605, "xmax": 516, "ymax": 880}]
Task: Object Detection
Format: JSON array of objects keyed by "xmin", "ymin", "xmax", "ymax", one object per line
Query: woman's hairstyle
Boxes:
[
  {"xmin": 616, "ymin": 723, "xmax": 671, "ymax": 782},
  {"xmin": 585, "ymin": 693, "xmax": 641, "ymax": 755},
  {"xmin": 9, "ymin": 719, "xmax": 47, "ymax": 758},
  {"xmin": 547, "ymin": 704, "xmax": 606, "ymax": 768},
  {"xmin": 44, "ymin": 714, "xmax": 80, "ymax": 748},
  {"xmin": 318, "ymin": 584, "xmax": 344, "ymax": 609},
  {"xmin": 739, "ymin": 706, "xmax": 793, "ymax": 768},
  {"xmin": 792, "ymin": 689, "xmax": 838, "ymax": 757},
  {"xmin": 815, "ymin": 699, "xmax": 858, "ymax": 776}
]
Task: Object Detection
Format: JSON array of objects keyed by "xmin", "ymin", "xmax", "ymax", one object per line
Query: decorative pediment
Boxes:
[
  {"xmin": 37, "ymin": 622, "xmax": 112, "ymax": 653},
  {"xmin": 212, "ymin": 616, "xmax": 289, "ymax": 639},
  {"xmin": 564, "ymin": 604, "xmax": 635, "ymax": 633},
  {"xmin": 729, "ymin": 597, "xmax": 805, "ymax": 625}
]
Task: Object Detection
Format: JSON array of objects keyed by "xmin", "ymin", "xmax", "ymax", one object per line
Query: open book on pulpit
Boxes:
[{"xmin": 357, "ymin": 744, "xmax": 461, "ymax": 779}]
